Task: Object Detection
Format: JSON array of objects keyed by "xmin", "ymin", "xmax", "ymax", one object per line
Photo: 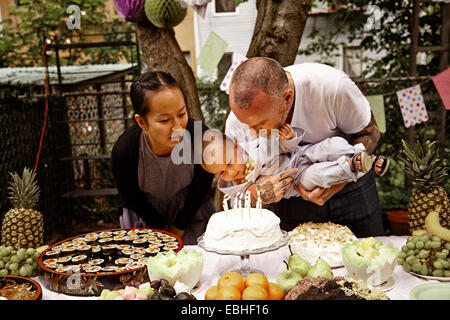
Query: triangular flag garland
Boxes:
[
  {"xmin": 217, "ymin": 57, "xmax": 447, "ymax": 131},
  {"xmin": 366, "ymin": 95, "xmax": 386, "ymax": 133},
  {"xmin": 198, "ymin": 31, "xmax": 228, "ymax": 76},
  {"xmin": 432, "ymin": 68, "xmax": 450, "ymax": 111},
  {"xmin": 396, "ymin": 85, "xmax": 429, "ymax": 128},
  {"xmin": 220, "ymin": 53, "xmax": 248, "ymax": 94}
]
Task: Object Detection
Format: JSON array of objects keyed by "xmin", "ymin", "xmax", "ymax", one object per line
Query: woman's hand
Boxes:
[
  {"xmin": 294, "ymin": 182, "xmax": 347, "ymax": 206},
  {"xmin": 247, "ymin": 168, "xmax": 299, "ymax": 205},
  {"xmin": 167, "ymin": 225, "xmax": 185, "ymax": 239}
]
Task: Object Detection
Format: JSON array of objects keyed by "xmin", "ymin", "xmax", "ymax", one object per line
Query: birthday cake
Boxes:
[{"xmin": 202, "ymin": 208, "xmax": 283, "ymax": 251}]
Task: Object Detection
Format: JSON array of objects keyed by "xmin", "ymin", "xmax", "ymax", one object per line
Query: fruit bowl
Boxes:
[{"xmin": 37, "ymin": 228, "xmax": 182, "ymax": 296}]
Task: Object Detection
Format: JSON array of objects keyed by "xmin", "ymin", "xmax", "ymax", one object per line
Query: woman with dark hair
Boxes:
[{"xmin": 111, "ymin": 71, "xmax": 215, "ymax": 244}]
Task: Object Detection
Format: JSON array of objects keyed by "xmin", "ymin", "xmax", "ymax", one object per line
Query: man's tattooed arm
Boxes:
[{"xmin": 348, "ymin": 112, "xmax": 381, "ymax": 154}]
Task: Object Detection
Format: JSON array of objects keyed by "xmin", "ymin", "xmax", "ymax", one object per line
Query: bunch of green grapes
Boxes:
[
  {"xmin": 0, "ymin": 246, "xmax": 40, "ymax": 277},
  {"xmin": 397, "ymin": 233, "xmax": 450, "ymax": 278}
]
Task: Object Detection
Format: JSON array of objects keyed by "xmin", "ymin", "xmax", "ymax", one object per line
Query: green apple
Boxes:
[{"xmin": 306, "ymin": 257, "xmax": 333, "ymax": 278}]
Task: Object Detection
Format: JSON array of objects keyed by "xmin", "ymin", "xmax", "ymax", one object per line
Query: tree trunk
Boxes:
[
  {"xmin": 135, "ymin": 20, "xmax": 204, "ymax": 122},
  {"xmin": 246, "ymin": 0, "xmax": 312, "ymax": 66}
]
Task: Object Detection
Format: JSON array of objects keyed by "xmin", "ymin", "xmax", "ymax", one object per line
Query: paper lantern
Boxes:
[
  {"xmin": 145, "ymin": 0, "xmax": 187, "ymax": 29},
  {"xmin": 114, "ymin": 0, "xmax": 147, "ymax": 22}
]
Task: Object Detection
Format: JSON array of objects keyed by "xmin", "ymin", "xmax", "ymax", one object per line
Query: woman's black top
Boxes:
[{"xmin": 111, "ymin": 118, "xmax": 214, "ymax": 230}]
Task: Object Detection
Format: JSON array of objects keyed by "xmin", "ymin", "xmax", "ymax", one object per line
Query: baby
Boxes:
[{"xmin": 201, "ymin": 124, "xmax": 389, "ymax": 204}]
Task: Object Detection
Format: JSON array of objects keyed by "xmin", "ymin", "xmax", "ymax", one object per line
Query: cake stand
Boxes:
[{"xmin": 197, "ymin": 230, "xmax": 290, "ymax": 277}]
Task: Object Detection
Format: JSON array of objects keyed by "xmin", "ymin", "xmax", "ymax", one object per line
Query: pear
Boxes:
[
  {"xmin": 276, "ymin": 261, "xmax": 303, "ymax": 293},
  {"xmin": 287, "ymin": 245, "xmax": 310, "ymax": 277},
  {"xmin": 306, "ymin": 257, "xmax": 333, "ymax": 278}
]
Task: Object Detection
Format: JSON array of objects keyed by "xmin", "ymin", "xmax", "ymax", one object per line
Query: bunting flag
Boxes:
[
  {"xmin": 396, "ymin": 85, "xmax": 429, "ymax": 128},
  {"xmin": 197, "ymin": 31, "xmax": 228, "ymax": 76},
  {"xmin": 432, "ymin": 67, "xmax": 450, "ymax": 110},
  {"xmin": 220, "ymin": 53, "xmax": 248, "ymax": 94},
  {"xmin": 366, "ymin": 95, "xmax": 386, "ymax": 133}
]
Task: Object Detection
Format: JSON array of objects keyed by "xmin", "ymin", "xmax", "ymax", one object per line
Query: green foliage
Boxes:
[
  {"xmin": 0, "ymin": 0, "xmax": 136, "ymax": 67},
  {"xmin": 197, "ymin": 78, "xmax": 230, "ymax": 131}
]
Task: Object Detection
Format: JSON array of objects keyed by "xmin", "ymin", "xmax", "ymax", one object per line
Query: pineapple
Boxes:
[
  {"xmin": 398, "ymin": 139, "xmax": 449, "ymax": 233},
  {"xmin": 1, "ymin": 168, "xmax": 44, "ymax": 249}
]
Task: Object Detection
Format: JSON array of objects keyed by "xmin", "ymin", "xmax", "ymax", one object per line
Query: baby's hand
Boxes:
[{"xmin": 278, "ymin": 123, "xmax": 296, "ymax": 140}]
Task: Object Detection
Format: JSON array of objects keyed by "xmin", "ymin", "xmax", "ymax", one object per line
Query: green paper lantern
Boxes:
[{"xmin": 145, "ymin": 0, "xmax": 187, "ymax": 29}]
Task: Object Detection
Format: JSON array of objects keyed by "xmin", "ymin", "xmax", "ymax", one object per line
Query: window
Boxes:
[
  {"xmin": 213, "ymin": 0, "xmax": 237, "ymax": 14},
  {"xmin": 343, "ymin": 46, "xmax": 362, "ymax": 78}
]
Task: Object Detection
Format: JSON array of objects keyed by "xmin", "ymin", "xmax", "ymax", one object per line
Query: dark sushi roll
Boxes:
[
  {"xmin": 164, "ymin": 241, "xmax": 180, "ymax": 250},
  {"xmin": 52, "ymin": 245, "xmax": 65, "ymax": 251},
  {"xmin": 160, "ymin": 235, "xmax": 177, "ymax": 242},
  {"xmin": 132, "ymin": 238, "xmax": 147, "ymax": 247},
  {"xmin": 102, "ymin": 266, "xmax": 118, "ymax": 273},
  {"xmin": 61, "ymin": 246, "xmax": 77, "ymax": 256},
  {"xmin": 102, "ymin": 244, "xmax": 117, "ymax": 255},
  {"xmin": 116, "ymin": 244, "xmax": 132, "ymax": 251},
  {"xmin": 123, "ymin": 236, "xmax": 137, "ymax": 245},
  {"xmin": 85, "ymin": 265, "xmax": 102, "ymax": 273},
  {"xmin": 81, "ymin": 263, "xmax": 92, "ymax": 271},
  {"xmin": 98, "ymin": 237, "xmax": 113, "ymax": 245},
  {"xmin": 45, "ymin": 262, "xmax": 61, "ymax": 270},
  {"xmin": 88, "ymin": 258, "xmax": 105, "ymax": 267},
  {"xmin": 55, "ymin": 265, "xmax": 74, "ymax": 273},
  {"xmin": 127, "ymin": 229, "xmax": 139, "ymax": 237},
  {"xmin": 121, "ymin": 248, "xmax": 135, "ymax": 257},
  {"xmin": 72, "ymin": 237, "xmax": 87, "ymax": 246},
  {"xmin": 57, "ymin": 256, "xmax": 72, "ymax": 265},
  {"xmin": 45, "ymin": 249, "xmax": 61, "ymax": 259},
  {"xmin": 84, "ymin": 232, "xmax": 98, "ymax": 240},
  {"xmin": 145, "ymin": 247, "xmax": 160, "ymax": 257},
  {"xmin": 72, "ymin": 254, "xmax": 88, "ymax": 264},
  {"xmin": 72, "ymin": 265, "xmax": 83, "ymax": 274},
  {"xmin": 91, "ymin": 245, "xmax": 102, "ymax": 258},
  {"xmin": 133, "ymin": 248, "xmax": 147, "ymax": 256},
  {"xmin": 43, "ymin": 258, "xmax": 58, "ymax": 266},
  {"xmin": 98, "ymin": 231, "xmax": 113, "ymax": 239},
  {"xmin": 126, "ymin": 261, "xmax": 145, "ymax": 270},
  {"xmin": 113, "ymin": 236, "xmax": 125, "ymax": 245},
  {"xmin": 115, "ymin": 257, "xmax": 132, "ymax": 267},
  {"xmin": 77, "ymin": 244, "xmax": 92, "ymax": 257},
  {"xmin": 130, "ymin": 253, "xmax": 145, "ymax": 260}
]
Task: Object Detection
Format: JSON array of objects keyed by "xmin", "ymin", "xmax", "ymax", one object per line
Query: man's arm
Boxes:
[
  {"xmin": 294, "ymin": 112, "xmax": 381, "ymax": 206},
  {"xmin": 347, "ymin": 112, "xmax": 381, "ymax": 154}
]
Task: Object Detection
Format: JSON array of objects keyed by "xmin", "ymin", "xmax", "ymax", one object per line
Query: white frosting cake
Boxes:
[
  {"xmin": 288, "ymin": 222, "xmax": 357, "ymax": 268},
  {"xmin": 202, "ymin": 208, "xmax": 283, "ymax": 251}
]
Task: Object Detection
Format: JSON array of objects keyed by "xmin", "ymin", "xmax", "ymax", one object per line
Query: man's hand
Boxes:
[
  {"xmin": 247, "ymin": 168, "xmax": 299, "ymax": 205},
  {"xmin": 294, "ymin": 182, "xmax": 347, "ymax": 206}
]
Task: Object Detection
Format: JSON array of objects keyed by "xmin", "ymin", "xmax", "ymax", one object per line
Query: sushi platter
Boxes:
[{"xmin": 37, "ymin": 228, "xmax": 182, "ymax": 296}]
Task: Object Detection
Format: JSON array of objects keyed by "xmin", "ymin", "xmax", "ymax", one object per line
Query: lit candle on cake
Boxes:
[
  {"xmin": 234, "ymin": 193, "xmax": 239, "ymax": 210},
  {"xmin": 256, "ymin": 190, "xmax": 262, "ymax": 216},
  {"xmin": 245, "ymin": 190, "xmax": 251, "ymax": 218},
  {"xmin": 223, "ymin": 194, "xmax": 230, "ymax": 212}
]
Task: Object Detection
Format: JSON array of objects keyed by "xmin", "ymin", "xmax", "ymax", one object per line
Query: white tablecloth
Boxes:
[{"xmin": 33, "ymin": 236, "xmax": 441, "ymax": 300}]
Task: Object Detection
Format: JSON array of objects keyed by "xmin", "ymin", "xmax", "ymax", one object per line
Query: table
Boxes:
[{"xmin": 33, "ymin": 236, "xmax": 442, "ymax": 300}]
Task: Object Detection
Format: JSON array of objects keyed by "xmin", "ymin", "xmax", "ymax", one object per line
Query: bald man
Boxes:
[{"xmin": 225, "ymin": 57, "xmax": 383, "ymax": 237}]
